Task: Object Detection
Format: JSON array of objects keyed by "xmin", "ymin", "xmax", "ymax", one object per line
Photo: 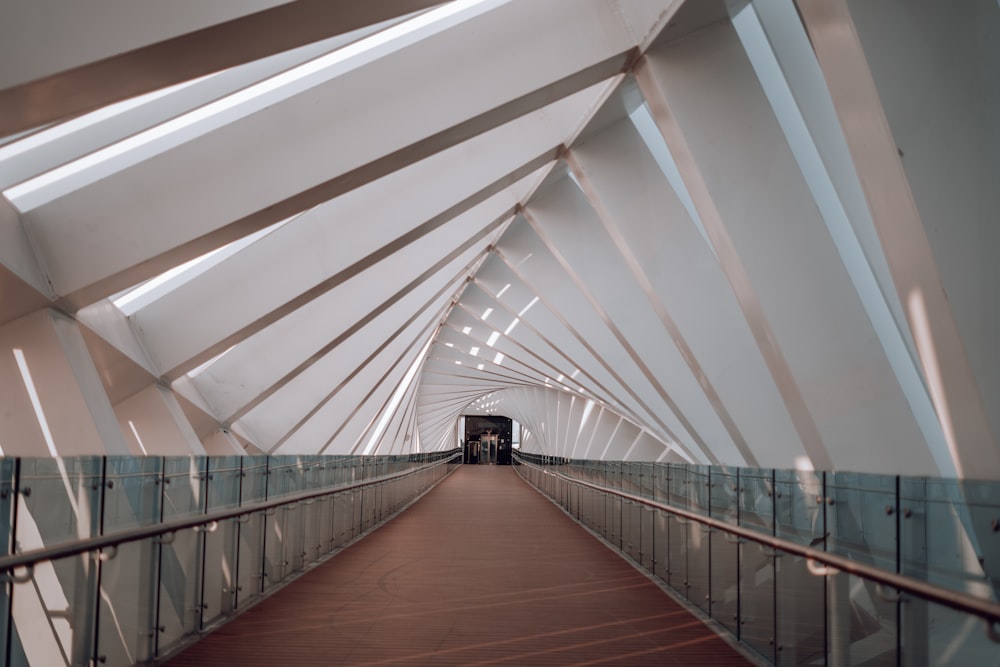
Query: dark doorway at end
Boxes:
[{"xmin": 463, "ymin": 415, "xmax": 513, "ymax": 465}]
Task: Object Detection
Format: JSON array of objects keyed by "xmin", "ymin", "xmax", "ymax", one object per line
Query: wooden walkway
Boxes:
[{"xmin": 166, "ymin": 465, "xmax": 752, "ymax": 666}]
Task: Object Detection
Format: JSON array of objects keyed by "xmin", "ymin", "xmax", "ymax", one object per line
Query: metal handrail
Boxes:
[
  {"xmin": 0, "ymin": 452, "xmax": 460, "ymax": 575},
  {"xmin": 514, "ymin": 454, "xmax": 1000, "ymax": 629}
]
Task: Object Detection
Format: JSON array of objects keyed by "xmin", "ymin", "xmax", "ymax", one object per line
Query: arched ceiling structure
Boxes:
[{"xmin": 0, "ymin": 0, "xmax": 997, "ymax": 478}]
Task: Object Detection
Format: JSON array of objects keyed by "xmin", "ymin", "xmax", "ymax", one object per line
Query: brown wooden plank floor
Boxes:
[{"xmin": 165, "ymin": 465, "xmax": 753, "ymax": 666}]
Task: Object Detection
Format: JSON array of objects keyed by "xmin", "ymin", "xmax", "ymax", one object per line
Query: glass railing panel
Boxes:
[
  {"xmin": 644, "ymin": 461, "xmax": 655, "ymax": 499},
  {"xmin": 638, "ymin": 504, "xmax": 655, "ymax": 572},
  {"xmin": 96, "ymin": 457, "xmax": 162, "ymax": 666},
  {"xmin": 774, "ymin": 469, "xmax": 821, "ymax": 543},
  {"xmin": 307, "ymin": 494, "xmax": 334, "ymax": 562},
  {"xmin": 363, "ymin": 486, "xmax": 375, "ymax": 531},
  {"xmin": 899, "ymin": 477, "xmax": 999, "ymax": 666},
  {"xmin": 11, "ymin": 457, "xmax": 103, "ymax": 667},
  {"xmin": 774, "ymin": 469, "xmax": 825, "ymax": 667},
  {"xmin": 201, "ymin": 457, "xmax": 241, "ymax": 627},
  {"xmin": 234, "ymin": 457, "xmax": 267, "ymax": 609},
  {"xmin": 332, "ymin": 491, "xmax": 348, "ymax": 549},
  {"xmin": 314, "ymin": 460, "xmax": 338, "ymax": 490},
  {"xmin": 607, "ymin": 494, "xmax": 622, "ymax": 550},
  {"xmin": 376, "ymin": 482, "xmax": 386, "ymax": 522},
  {"xmin": 827, "ymin": 472, "xmax": 897, "ymax": 568},
  {"xmin": 683, "ymin": 465, "xmax": 711, "ymax": 614},
  {"xmin": 710, "ymin": 526, "xmax": 740, "ymax": 636},
  {"xmin": 738, "ymin": 468, "xmax": 774, "ymax": 533},
  {"xmin": 351, "ymin": 488, "xmax": 364, "ymax": 541},
  {"xmin": 267, "ymin": 457, "xmax": 304, "ymax": 499},
  {"xmin": 653, "ymin": 508, "xmax": 670, "ymax": 582},
  {"xmin": 687, "ymin": 520, "xmax": 711, "ymax": 614},
  {"xmin": 710, "ymin": 468, "xmax": 740, "ymax": 635},
  {"xmin": 740, "ymin": 541, "xmax": 776, "ymax": 664},
  {"xmin": 289, "ymin": 498, "xmax": 308, "ymax": 574},
  {"xmin": 653, "ymin": 463, "xmax": 669, "ymax": 503},
  {"xmin": 624, "ymin": 462, "xmax": 639, "ymax": 496},
  {"xmin": 156, "ymin": 457, "xmax": 207, "ymax": 653},
  {"xmin": 667, "ymin": 514, "xmax": 688, "ymax": 597},
  {"xmin": 900, "ymin": 598, "xmax": 997, "ymax": 667},
  {"xmin": 900, "ymin": 477, "xmax": 998, "ymax": 595},
  {"xmin": 776, "ymin": 555, "xmax": 824, "ymax": 667},
  {"xmin": 669, "ymin": 464, "xmax": 688, "ymax": 509},
  {"xmin": 738, "ymin": 468, "xmax": 776, "ymax": 663},
  {"xmin": 578, "ymin": 485, "xmax": 590, "ymax": 529},
  {"xmin": 623, "ymin": 499, "xmax": 639, "ymax": 562},
  {"xmin": 10, "ymin": 551, "xmax": 99, "ymax": 667},
  {"xmin": 688, "ymin": 465, "xmax": 711, "ymax": 515},
  {"xmin": 826, "ymin": 472, "xmax": 898, "ymax": 666},
  {"xmin": 16, "ymin": 457, "xmax": 102, "ymax": 543},
  {"xmin": 262, "ymin": 458, "xmax": 299, "ymax": 587}
]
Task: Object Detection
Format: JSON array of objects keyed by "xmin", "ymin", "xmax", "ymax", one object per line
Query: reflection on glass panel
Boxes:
[
  {"xmin": 901, "ymin": 599, "xmax": 998, "ymax": 667},
  {"xmin": 774, "ymin": 470, "xmax": 824, "ymax": 667},
  {"xmin": 688, "ymin": 465, "xmax": 710, "ymax": 516},
  {"xmin": 653, "ymin": 463, "xmax": 669, "ymax": 503},
  {"xmin": 711, "ymin": 529, "xmax": 739, "ymax": 635},
  {"xmin": 827, "ymin": 472, "xmax": 896, "ymax": 569},
  {"xmin": 827, "ymin": 472, "xmax": 898, "ymax": 666},
  {"xmin": 740, "ymin": 541, "xmax": 775, "ymax": 664},
  {"xmin": 827, "ymin": 573, "xmax": 898, "ymax": 667},
  {"xmin": 12, "ymin": 457, "xmax": 102, "ymax": 667},
  {"xmin": 97, "ymin": 457, "xmax": 162, "ymax": 665},
  {"xmin": 739, "ymin": 468, "xmax": 775, "ymax": 663},
  {"xmin": 739, "ymin": 469, "xmax": 774, "ymax": 534},
  {"xmin": 639, "ymin": 505, "xmax": 654, "ymax": 572},
  {"xmin": 775, "ymin": 554, "xmax": 825, "ymax": 667},
  {"xmin": 202, "ymin": 457, "xmax": 241, "ymax": 626},
  {"xmin": 900, "ymin": 477, "xmax": 1000, "ymax": 666},
  {"xmin": 669, "ymin": 465, "xmax": 688, "ymax": 510},
  {"xmin": 11, "ymin": 552, "xmax": 98, "ymax": 667},
  {"xmin": 157, "ymin": 457, "xmax": 207, "ymax": 653},
  {"xmin": 687, "ymin": 520, "xmax": 711, "ymax": 615},
  {"xmin": 653, "ymin": 509, "xmax": 670, "ymax": 582},
  {"xmin": 900, "ymin": 478, "xmax": 997, "ymax": 596},
  {"xmin": 236, "ymin": 512, "xmax": 265, "ymax": 610},
  {"xmin": 709, "ymin": 469, "xmax": 740, "ymax": 635},
  {"xmin": 607, "ymin": 495, "xmax": 622, "ymax": 550},
  {"xmin": 774, "ymin": 469, "xmax": 822, "ymax": 545},
  {"xmin": 667, "ymin": 514, "xmax": 688, "ymax": 598},
  {"xmin": 622, "ymin": 500, "xmax": 637, "ymax": 561}
]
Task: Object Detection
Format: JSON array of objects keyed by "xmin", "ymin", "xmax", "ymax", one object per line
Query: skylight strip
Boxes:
[
  {"xmin": 629, "ymin": 103, "xmax": 715, "ymax": 254},
  {"xmin": 518, "ymin": 296, "xmax": 539, "ymax": 317},
  {"xmin": 5, "ymin": 0, "xmax": 507, "ymax": 210},
  {"xmin": 114, "ymin": 213, "xmax": 296, "ymax": 314},
  {"xmin": 0, "ymin": 76, "xmax": 208, "ymax": 162}
]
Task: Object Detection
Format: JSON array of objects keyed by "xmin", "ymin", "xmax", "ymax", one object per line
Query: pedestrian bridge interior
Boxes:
[{"xmin": 0, "ymin": 0, "xmax": 997, "ymax": 665}]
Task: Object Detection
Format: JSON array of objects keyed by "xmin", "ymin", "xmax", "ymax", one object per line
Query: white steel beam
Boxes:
[
  {"xmin": 23, "ymin": 0, "xmax": 635, "ymax": 308},
  {"xmin": 0, "ymin": 0, "xmax": 446, "ymax": 135}
]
